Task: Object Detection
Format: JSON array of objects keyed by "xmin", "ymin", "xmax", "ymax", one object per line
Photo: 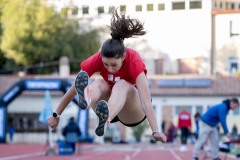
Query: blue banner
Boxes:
[
  {"xmin": 0, "ymin": 107, "xmax": 6, "ymax": 139},
  {"xmin": 2, "ymin": 86, "xmax": 20, "ymax": 103},
  {"xmin": 78, "ymin": 109, "xmax": 88, "ymax": 139},
  {"xmin": 25, "ymin": 80, "xmax": 61, "ymax": 90}
]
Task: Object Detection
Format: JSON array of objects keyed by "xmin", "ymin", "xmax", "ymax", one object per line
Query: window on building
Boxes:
[
  {"xmin": 109, "ymin": 6, "xmax": 115, "ymax": 13},
  {"xmin": 190, "ymin": 0, "xmax": 202, "ymax": 9},
  {"xmin": 136, "ymin": 5, "xmax": 142, "ymax": 12},
  {"xmin": 219, "ymin": 2, "xmax": 223, "ymax": 8},
  {"xmin": 175, "ymin": 106, "xmax": 192, "ymax": 115},
  {"xmin": 196, "ymin": 106, "xmax": 203, "ymax": 114},
  {"xmin": 213, "ymin": 1, "xmax": 218, "ymax": 9},
  {"xmin": 228, "ymin": 57, "xmax": 238, "ymax": 75},
  {"xmin": 220, "ymin": 2, "xmax": 226, "ymax": 9},
  {"xmin": 72, "ymin": 7, "xmax": 78, "ymax": 15},
  {"xmin": 98, "ymin": 6, "xmax": 104, "ymax": 14},
  {"xmin": 158, "ymin": 3, "xmax": 165, "ymax": 11},
  {"xmin": 231, "ymin": 3, "xmax": 235, "ymax": 9},
  {"xmin": 147, "ymin": 4, "xmax": 154, "ymax": 11},
  {"xmin": 172, "ymin": 2, "xmax": 185, "ymax": 10},
  {"xmin": 120, "ymin": 5, "xmax": 126, "ymax": 12},
  {"xmin": 82, "ymin": 6, "xmax": 89, "ymax": 14}
]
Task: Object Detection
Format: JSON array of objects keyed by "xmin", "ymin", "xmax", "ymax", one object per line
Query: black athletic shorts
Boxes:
[{"xmin": 110, "ymin": 115, "xmax": 146, "ymax": 127}]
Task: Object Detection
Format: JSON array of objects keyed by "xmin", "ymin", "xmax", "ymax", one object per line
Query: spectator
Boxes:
[
  {"xmin": 194, "ymin": 112, "xmax": 201, "ymax": 140},
  {"xmin": 192, "ymin": 98, "xmax": 239, "ymax": 160},
  {"xmin": 166, "ymin": 122, "xmax": 177, "ymax": 143},
  {"xmin": 178, "ymin": 107, "xmax": 192, "ymax": 151},
  {"xmin": 62, "ymin": 117, "xmax": 81, "ymax": 154},
  {"xmin": 8, "ymin": 117, "xmax": 15, "ymax": 144}
]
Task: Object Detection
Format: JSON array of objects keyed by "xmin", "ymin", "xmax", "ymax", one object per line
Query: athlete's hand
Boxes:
[
  {"xmin": 152, "ymin": 132, "xmax": 167, "ymax": 143},
  {"xmin": 48, "ymin": 116, "xmax": 60, "ymax": 132}
]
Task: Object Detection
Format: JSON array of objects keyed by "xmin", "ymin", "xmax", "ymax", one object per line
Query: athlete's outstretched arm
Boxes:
[
  {"xmin": 56, "ymin": 84, "xmax": 77, "ymax": 114},
  {"xmin": 48, "ymin": 84, "xmax": 77, "ymax": 131},
  {"xmin": 136, "ymin": 72, "xmax": 166, "ymax": 142}
]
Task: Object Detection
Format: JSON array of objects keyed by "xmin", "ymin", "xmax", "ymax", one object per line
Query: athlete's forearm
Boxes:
[
  {"xmin": 144, "ymin": 103, "xmax": 159, "ymax": 132},
  {"xmin": 135, "ymin": 73, "xmax": 160, "ymax": 132},
  {"xmin": 56, "ymin": 84, "xmax": 76, "ymax": 115}
]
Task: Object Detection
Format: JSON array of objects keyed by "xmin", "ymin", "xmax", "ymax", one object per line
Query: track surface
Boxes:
[{"xmin": 0, "ymin": 143, "xmax": 237, "ymax": 160}]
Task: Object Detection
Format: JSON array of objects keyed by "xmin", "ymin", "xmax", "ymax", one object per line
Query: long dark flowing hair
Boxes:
[{"xmin": 101, "ymin": 9, "xmax": 146, "ymax": 58}]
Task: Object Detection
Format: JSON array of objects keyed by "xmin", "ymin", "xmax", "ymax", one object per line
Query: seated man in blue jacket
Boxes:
[
  {"xmin": 193, "ymin": 98, "xmax": 239, "ymax": 160},
  {"xmin": 62, "ymin": 117, "xmax": 81, "ymax": 153}
]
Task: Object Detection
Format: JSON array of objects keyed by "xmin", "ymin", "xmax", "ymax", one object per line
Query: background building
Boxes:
[{"xmin": 49, "ymin": 0, "xmax": 240, "ymax": 75}]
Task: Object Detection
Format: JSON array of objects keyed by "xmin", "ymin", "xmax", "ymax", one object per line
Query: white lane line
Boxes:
[
  {"xmin": 130, "ymin": 149, "xmax": 141, "ymax": 159},
  {"xmin": 0, "ymin": 152, "xmax": 45, "ymax": 160},
  {"xmin": 170, "ymin": 149, "xmax": 182, "ymax": 160}
]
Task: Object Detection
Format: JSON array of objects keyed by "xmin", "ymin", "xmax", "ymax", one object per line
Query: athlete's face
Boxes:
[{"xmin": 102, "ymin": 55, "xmax": 125, "ymax": 74}]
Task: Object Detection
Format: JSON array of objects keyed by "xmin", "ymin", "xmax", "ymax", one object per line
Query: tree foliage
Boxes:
[
  {"xmin": 0, "ymin": 0, "xmax": 8, "ymax": 70},
  {"xmin": 0, "ymin": 0, "xmax": 100, "ymax": 71}
]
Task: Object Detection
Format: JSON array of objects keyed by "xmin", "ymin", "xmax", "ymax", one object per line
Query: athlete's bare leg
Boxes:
[
  {"xmin": 89, "ymin": 79, "xmax": 145, "ymax": 124},
  {"xmin": 108, "ymin": 80, "xmax": 145, "ymax": 124},
  {"xmin": 88, "ymin": 78, "xmax": 111, "ymax": 110}
]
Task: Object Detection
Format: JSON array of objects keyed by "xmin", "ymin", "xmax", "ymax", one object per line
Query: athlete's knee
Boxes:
[{"xmin": 90, "ymin": 79, "xmax": 110, "ymax": 104}]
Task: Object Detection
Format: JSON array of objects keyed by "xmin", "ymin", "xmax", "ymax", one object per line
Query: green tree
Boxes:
[
  {"xmin": 0, "ymin": 0, "xmax": 100, "ymax": 72},
  {"xmin": 0, "ymin": 0, "xmax": 10, "ymax": 71},
  {"xmin": 0, "ymin": 23, "xmax": 7, "ymax": 70}
]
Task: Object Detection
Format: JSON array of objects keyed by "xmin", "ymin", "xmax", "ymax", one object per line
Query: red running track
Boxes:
[{"xmin": 0, "ymin": 143, "xmax": 237, "ymax": 160}]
